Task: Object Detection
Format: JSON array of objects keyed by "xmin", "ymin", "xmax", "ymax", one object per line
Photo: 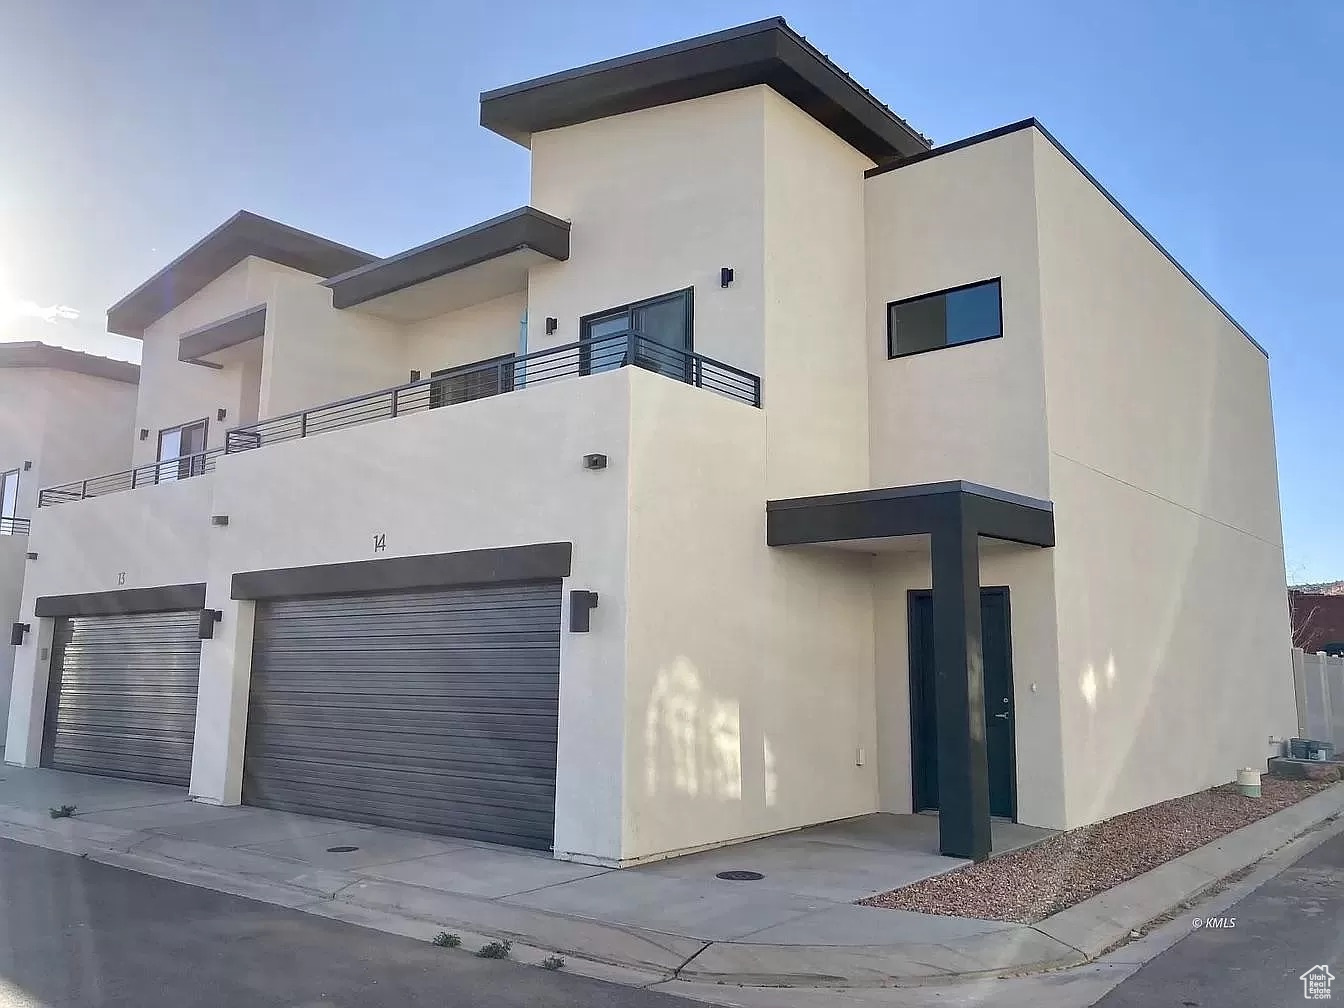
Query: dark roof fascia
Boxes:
[
  {"xmin": 324, "ymin": 207, "xmax": 571, "ymax": 311},
  {"xmin": 865, "ymin": 119, "xmax": 1268, "ymax": 359},
  {"xmin": 479, "ymin": 17, "xmax": 928, "ymax": 162},
  {"xmin": 107, "ymin": 211, "xmax": 376, "ymax": 338},
  {"xmin": 0, "ymin": 342, "xmax": 139, "ymax": 384},
  {"xmin": 177, "ymin": 304, "xmax": 266, "ymax": 362}
]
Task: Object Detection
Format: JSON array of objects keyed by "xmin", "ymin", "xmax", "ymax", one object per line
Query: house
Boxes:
[
  {"xmin": 1290, "ymin": 586, "xmax": 1344, "ymax": 655},
  {"xmin": 0, "ymin": 342, "xmax": 139, "ymax": 743},
  {"xmin": 3, "ymin": 18, "xmax": 1297, "ymax": 866}
]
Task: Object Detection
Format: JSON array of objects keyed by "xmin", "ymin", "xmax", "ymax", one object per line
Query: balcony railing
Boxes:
[
  {"xmin": 37, "ymin": 450, "xmax": 222, "ymax": 508},
  {"xmin": 0, "ymin": 516, "xmax": 30, "ymax": 535},
  {"xmin": 225, "ymin": 332, "xmax": 761, "ymax": 452}
]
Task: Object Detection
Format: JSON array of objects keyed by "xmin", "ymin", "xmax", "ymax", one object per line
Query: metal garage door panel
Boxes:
[
  {"xmin": 44, "ymin": 611, "xmax": 203, "ymax": 786},
  {"xmin": 244, "ymin": 582, "xmax": 561, "ymax": 849}
]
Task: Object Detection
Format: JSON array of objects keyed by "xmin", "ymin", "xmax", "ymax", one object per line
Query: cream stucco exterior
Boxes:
[{"xmin": 5, "ymin": 37, "xmax": 1295, "ymax": 866}]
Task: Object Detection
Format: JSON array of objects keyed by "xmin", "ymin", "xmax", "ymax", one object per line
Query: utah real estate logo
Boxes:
[{"xmin": 1301, "ymin": 965, "xmax": 1334, "ymax": 1000}]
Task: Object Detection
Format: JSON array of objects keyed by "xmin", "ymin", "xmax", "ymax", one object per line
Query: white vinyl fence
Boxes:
[{"xmin": 1293, "ymin": 648, "xmax": 1344, "ymax": 750}]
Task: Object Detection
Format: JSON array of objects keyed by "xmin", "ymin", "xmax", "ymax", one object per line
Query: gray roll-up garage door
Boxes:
[
  {"xmin": 243, "ymin": 581, "xmax": 561, "ymax": 850},
  {"xmin": 43, "ymin": 611, "xmax": 203, "ymax": 786}
]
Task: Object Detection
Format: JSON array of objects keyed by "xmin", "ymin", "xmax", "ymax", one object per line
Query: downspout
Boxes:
[{"xmin": 516, "ymin": 309, "xmax": 528, "ymax": 388}]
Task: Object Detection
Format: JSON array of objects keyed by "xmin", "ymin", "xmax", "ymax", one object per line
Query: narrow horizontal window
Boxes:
[{"xmin": 888, "ymin": 278, "xmax": 1002, "ymax": 358}]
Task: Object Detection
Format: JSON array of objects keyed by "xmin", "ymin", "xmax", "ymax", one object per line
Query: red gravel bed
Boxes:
[{"xmin": 860, "ymin": 778, "xmax": 1336, "ymax": 923}]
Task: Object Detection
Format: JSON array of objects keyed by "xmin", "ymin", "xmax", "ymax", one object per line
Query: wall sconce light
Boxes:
[
  {"xmin": 24, "ymin": 552, "xmax": 37, "ymax": 561},
  {"xmin": 22, "ymin": 461, "xmax": 32, "ymax": 471},
  {"xmin": 720, "ymin": 267, "xmax": 735, "ymax": 288},
  {"xmin": 198, "ymin": 609, "xmax": 222, "ymax": 640},
  {"xmin": 582, "ymin": 453, "xmax": 608, "ymax": 470},
  {"xmin": 139, "ymin": 429, "xmax": 150, "ymax": 441},
  {"xmin": 569, "ymin": 591, "xmax": 599, "ymax": 633},
  {"xmin": 10, "ymin": 622, "xmax": 29, "ymax": 646},
  {"xmin": 410, "ymin": 370, "xmax": 421, "ymax": 383},
  {"xmin": 210, "ymin": 515, "xmax": 230, "ymax": 527},
  {"xmin": 545, "ymin": 317, "xmax": 558, "ymax": 335},
  {"xmin": 217, "ymin": 408, "xmax": 227, "ymax": 421}
]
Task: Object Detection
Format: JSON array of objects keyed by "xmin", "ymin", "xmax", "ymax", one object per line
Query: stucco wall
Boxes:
[
  {"xmin": 761, "ymin": 90, "xmax": 872, "ymax": 499},
  {"xmin": 259, "ymin": 271, "xmax": 407, "ymax": 420},
  {"xmin": 0, "ymin": 536, "xmax": 27, "ymax": 745},
  {"xmin": 864, "ymin": 129, "xmax": 1051, "ymax": 500},
  {"xmin": 870, "ymin": 540, "xmax": 1066, "ymax": 828},
  {"xmin": 527, "ymin": 87, "xmax": 767, "ymax": 374},
  {"xmin": 1031, "ymin": 129, "xmax": 1296, "ymax": 825},
  {"xmin": 37, "ymin": 371, "xmax": 137, "ymax": 488},
  {"xmin": 622, "ymin": 369, "xmax": 878, "ymax": 862},
  {"xmin": 405, "ymin": 291, "xmax": 524, "ymax": 375},
  {"xmin": 194, "ymin": 371, "xmax": 633, "ymax": 860}
]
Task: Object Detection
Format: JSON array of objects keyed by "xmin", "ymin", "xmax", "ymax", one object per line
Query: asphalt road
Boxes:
[
  {"xmin": 0, "ymin": 837, "xmax": 699, "ymax": 1008},
  {"xmin": 1093, "ymin": 826, "xmax": 1344, "ymax": 1007}
]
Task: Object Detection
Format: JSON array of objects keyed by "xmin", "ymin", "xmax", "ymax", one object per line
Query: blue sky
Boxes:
[{"xmin": 1, "ymin": 0, "xmax": 1340, "ymax": 580}]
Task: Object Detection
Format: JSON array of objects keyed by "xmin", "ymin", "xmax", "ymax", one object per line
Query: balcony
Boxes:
[
  {"xmin": 38, "ymin": 451, "xmax": 221, "ymax": 508},
  {"xmin": 0, "ymin": 516, "xmax": 30, "ymax": 535},
  {"xmin": 224, "ymin": 332, "xmax": 760, "ymax": 451}
]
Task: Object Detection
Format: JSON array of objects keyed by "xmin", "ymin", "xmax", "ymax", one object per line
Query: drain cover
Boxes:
[
  {"xmin": 325, "ymin": 845, "xmax": 360, "ymax": 853},
  {"xmin": 715, "ymin": 870, "xmax": 764, "ymax": 881}
]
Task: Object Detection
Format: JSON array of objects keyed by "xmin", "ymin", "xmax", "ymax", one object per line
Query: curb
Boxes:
[{"xmin": 0, "ymin": 781, "xmax": 1340, "ymax": 990}]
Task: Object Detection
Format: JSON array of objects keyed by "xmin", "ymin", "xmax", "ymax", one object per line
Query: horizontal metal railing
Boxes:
[
  {"xmin": 37, "ymin": 449, "xmax": 223, "ymax": 508},
  {"xmin": 225, "ymin": 331, "xmax": 761, "ymax": 453},
  {"xmin": 0, "ymin": 516, "xmax": 30, "ymax": 535}
]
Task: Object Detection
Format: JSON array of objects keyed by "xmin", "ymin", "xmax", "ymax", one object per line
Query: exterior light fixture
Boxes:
[
  {"xmin": 720, "ymin": 267, "xmax": 734, "ymax": 287},
  {"xmin": 10, "ymin": 623, "xmax": 29, "ymax": 646},
  {"xmin": 545, "ymin": 317, "xmax": 558, "ymax": 334},
  {"xmin": 583, "ymin": 454, "xmax": 607, "ymax": 470},
  {"xmin": 198, "ymin": 609, "xmax": 223, "ymax": 640},
  {"xmin": 569, "ymin": 591, "xmax": 599, "ymax": 633},
  {"xmin": 210, "ymin": 515, "xmax": 229, "ymax": 526}
]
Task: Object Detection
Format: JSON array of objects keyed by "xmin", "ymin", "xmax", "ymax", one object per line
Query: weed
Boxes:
[
  {"xmin": 432, "ymin": 933, "xmax": 461, "ymax": 948},
  {"xmin": 543, "ymin": 956, "xmax": 565, "ymax": 971},
  {"xmin": 49, "ymin": 805, "xmax": 77, "ymax": 819},
  {"xmin": 476, "ymin": 940, "xmax": 512, "ymax": 960}
]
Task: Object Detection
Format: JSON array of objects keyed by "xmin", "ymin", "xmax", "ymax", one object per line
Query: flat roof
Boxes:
[
  {"xmin": 479, "ymin": 17, "xmax": 929, "ymax": 162},
  {"xmin": 107, "ymin": 211, "xmax": 376, "ymax": 338},
  {"xmin": 0, "ymin": 341, "xmax": 139, "ymax": 384},
  {"xmin": 325, "ymin": 207, "xmax": 570, "ymax": 311}
]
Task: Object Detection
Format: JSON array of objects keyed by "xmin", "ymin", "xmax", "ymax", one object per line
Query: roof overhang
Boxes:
[
  {"xmin": 0, "ymin": 342, "xmax": 139, "ymax": 384},
  {"xmin": 479, "ymin": 17, "xmax": 929, "ymax": 162},
  {"xmin": 107, "ymin": 211, "xmax": 376, "ymax": 338},
  {"xmin": 325, "ymin": 207, "xmax": 570, "ymax": 322},
  {"xmin": 767, "ymin": 481, "xmax": 1055, "ymax": 549},
  {"xmin": 177, "ymin": 304, "xmax": 266, "ymax": 367}
]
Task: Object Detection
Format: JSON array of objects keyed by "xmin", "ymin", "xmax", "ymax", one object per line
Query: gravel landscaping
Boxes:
[{"xmin": 860, "ymin": 778, "xmax": 1337, "ymax": 923}]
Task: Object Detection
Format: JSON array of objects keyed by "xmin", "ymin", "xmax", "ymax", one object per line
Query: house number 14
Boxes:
[{"xmin": 373, "ymin": 533, "xmax": 387, "ymax": 553}]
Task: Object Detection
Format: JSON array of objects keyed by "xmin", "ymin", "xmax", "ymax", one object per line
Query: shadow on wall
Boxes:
[{"xmin": 642, "ymin": 656, "xmax": 777, "ymax": 809}]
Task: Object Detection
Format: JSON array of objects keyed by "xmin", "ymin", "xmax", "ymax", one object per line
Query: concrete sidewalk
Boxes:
[{"xmin": 1, "ymin": 766, "xmax": 1340, "ymax": 990}]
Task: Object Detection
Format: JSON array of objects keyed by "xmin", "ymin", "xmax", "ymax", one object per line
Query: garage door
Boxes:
[
  {"xmin": 243, "ymin": 581, "xmax": 561, "ymax": 849},
  {"xmin": 43, "ymin": 610, "xmax": 203, "ymax": 785}
]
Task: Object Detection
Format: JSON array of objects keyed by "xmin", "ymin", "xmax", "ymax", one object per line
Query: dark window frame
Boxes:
[
  {"xmin": 579, "ymin": 287, "xmax": 694, "ymax": 377},
  {"xmin": 156, "ymin": 417, "xmax": 210, "ymax": 482},
  {"xmin": 886, "ymin": 277, "xmax": 1004, "ymax": 360},
  {"xmin": 428, "ymin": 353, "xmax": 517, "ymax": 409},
  {"xmin": 1, "ymin": 468, "xmax": 19, "ymax": 530}
]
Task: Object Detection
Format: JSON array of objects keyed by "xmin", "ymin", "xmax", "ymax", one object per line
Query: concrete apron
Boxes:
[{"xmin": 0, "ymin": 767, "xmax": 1340, "ymax": 990}]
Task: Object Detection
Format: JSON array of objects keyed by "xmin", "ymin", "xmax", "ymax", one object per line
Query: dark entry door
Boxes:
[{"xmin": 909, "ymin": 587, "xmax": 1016, "ymax": 819}]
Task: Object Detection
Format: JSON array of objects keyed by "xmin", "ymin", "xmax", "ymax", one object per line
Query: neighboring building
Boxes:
[
  {"xmin": 0, "ymin": 342, "xmax": 139, "ymax": 743},
  {"xmin": 4, "ymin": 19, "xmax": 1296, "ymax": 866},
  {"xmin": 1290, "ymin": 587, "xmax": 1344, "ymax": 655}
]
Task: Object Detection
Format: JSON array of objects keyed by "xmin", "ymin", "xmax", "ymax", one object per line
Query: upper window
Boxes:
[
  {"xmin": 888, "ymin": 278, "xmax": 1003, "ymax": 358},
  {"xmin": 1, "ymin": 469, "xmax": 18, "ymax": 534},
  {"xmin": 580, "ymin": 288, "xmax": 693, "ymax": 379},
  {"xmin": 430, "ymin": 355, "xmax": 515, "ymax": 409},
  {"xmin": 156, "ymin": 419, "xmax": 209, "ymax": 482}
]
